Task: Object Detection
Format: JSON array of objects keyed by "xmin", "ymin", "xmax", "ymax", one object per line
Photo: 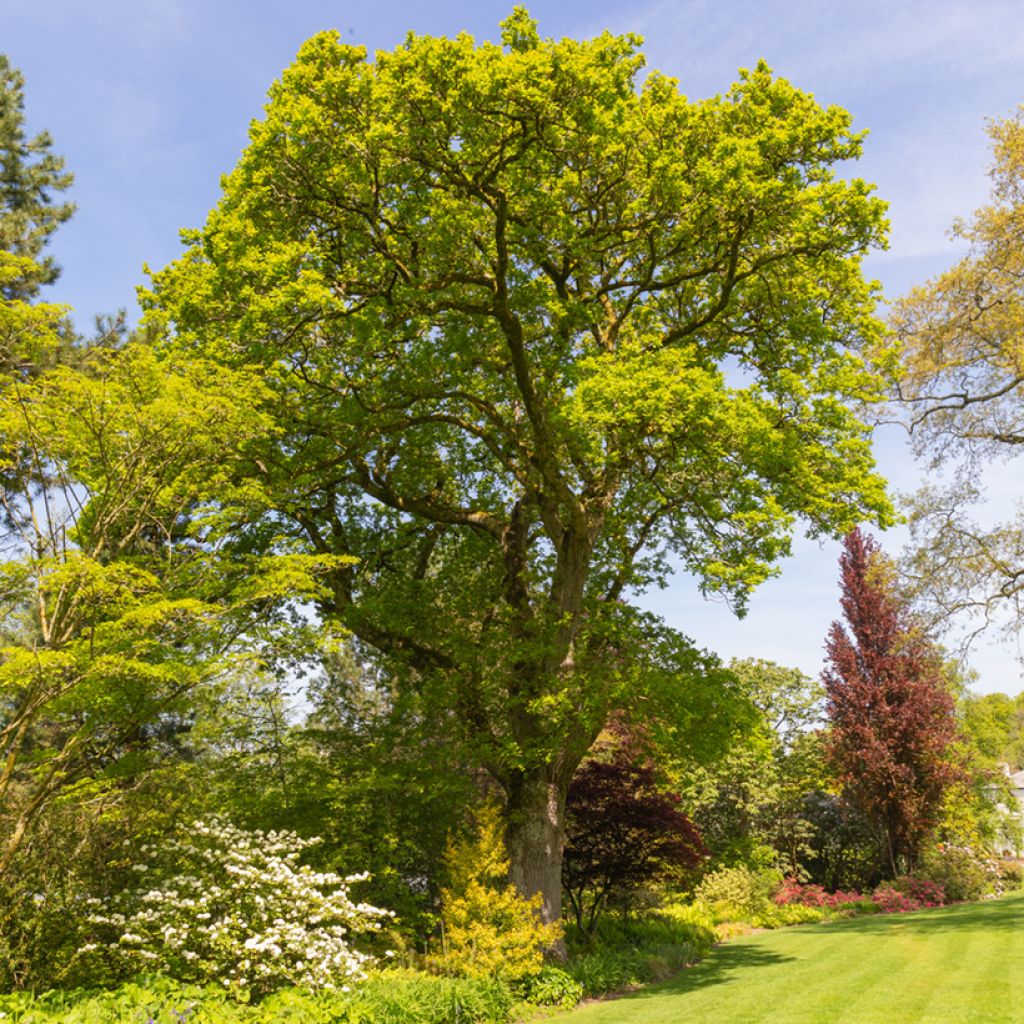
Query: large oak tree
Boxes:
[{"xmin": 147, "ymin": 10, "xmax": 894, "ymax": 923}]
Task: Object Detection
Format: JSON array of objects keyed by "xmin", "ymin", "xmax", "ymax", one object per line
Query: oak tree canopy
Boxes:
[{"xmin": 148, "ymin": 9, "xmax": 893, "ymax": 923}]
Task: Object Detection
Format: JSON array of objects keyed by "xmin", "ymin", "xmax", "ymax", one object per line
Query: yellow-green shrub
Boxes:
[
  {"xmin": 436, "ymin": 804, "xmax": 560, "ymax": 982},
  {"xmin": 693, "ymin": 865, "xmax": 782, "ymax": 922}
]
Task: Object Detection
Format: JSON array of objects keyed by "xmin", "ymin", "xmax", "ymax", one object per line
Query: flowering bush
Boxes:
[
  {"xmin": 86, "ymin": 818, "xmax": 392, "ymax": 995},
  {"xmin": 890, "ymin": 876, "xmax": 945, "ymax": 907},
  {"xmin": 870, "ymin": 885, "xmax": 921, "ymax": 913},
  {"xmin": 773, "ymin": 878, "xmax": 864, "ymax": 909},
  {"xmin": 775, "ymin": 875, "xmax": 945, "ymax": 915},
  {"xmin": 917, "ymin": 844, "xmax": 1002, "ymax": 902}
]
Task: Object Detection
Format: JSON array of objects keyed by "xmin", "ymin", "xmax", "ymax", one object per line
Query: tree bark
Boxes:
[{"xmin": 505, "ymin": 769, "xmax": 567, "ymax": 931}]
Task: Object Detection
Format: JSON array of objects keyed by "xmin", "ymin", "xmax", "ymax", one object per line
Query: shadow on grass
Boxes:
[
  {"xmin": 591, "ymin": 893, "xmax": 1024, "ymax": 1009},
  {"xmin": 606, "ymin": 943, "xmax": 796, "ymax": 1002}
]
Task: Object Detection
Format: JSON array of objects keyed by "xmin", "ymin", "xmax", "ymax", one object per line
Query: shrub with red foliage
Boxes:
[
  {"xmin": 563, "ymin": 737, "xmax": 705, "ymax": 933},
  {"xmin": 823, "ymin": 529, "xmax": 960, "ymax": 877},
  {"xmin": 774, "ymin": 878, "xmax": 864, "ymax": 909},
  {"xmin": 775, "ymin": 875, "xmax": 946, "ymax": 914},
  {"xmin": 891, "ymin": 876, "xmax": 946, "ymax": 907},
  {"xmin": 870, "ymin": 879, "xmax": 944, "ymax": 913}
]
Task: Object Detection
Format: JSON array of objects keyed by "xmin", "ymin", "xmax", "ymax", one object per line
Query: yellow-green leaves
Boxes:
[
  {"xmin": 437, "ymin": 802, "xmax": 560, "ymax": 981},
  {"xmin": 0, "ymin": 340, "xmax": 347, "ymax": 876},
  {"xmin": 143, "ymin": 11, "xmax": 896, "ymax": 915}
]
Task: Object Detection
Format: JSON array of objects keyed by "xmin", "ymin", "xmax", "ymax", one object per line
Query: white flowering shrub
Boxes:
[
  {"xmin": 86, "ymin": 818, "xmax": 392, "ymax": 994},
  {"xmin": 918, "ymin": 843, "xmax": 1004, "ymax": 902}
]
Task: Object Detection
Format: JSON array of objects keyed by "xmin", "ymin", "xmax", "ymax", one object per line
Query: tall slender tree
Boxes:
[
  {"xmin": 0, "ymin": 54, "xmax": 74, "ymax": 302},
  {"xmin": 823, "ymin": 528, "xmax": 959, "ymax": 876}
]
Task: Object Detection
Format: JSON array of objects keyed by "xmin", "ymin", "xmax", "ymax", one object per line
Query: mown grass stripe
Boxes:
[{"xmin": 561, "ymin": 892, "xmax": 1024, "ymax": 1024}]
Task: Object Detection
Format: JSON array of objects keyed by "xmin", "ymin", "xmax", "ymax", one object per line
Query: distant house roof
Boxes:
[{"xmin": 1010, "ymin": 769, "xmax": 1024, "ymax": 790}]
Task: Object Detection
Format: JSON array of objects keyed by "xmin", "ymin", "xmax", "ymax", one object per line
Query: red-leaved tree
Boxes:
[
  {"xmin": 823, "ymin": 528, "xmax": 959, "ymax": 877},
  {"xmin": 562, "ymin": 731, "xmax": 705, "ymax": 934}
]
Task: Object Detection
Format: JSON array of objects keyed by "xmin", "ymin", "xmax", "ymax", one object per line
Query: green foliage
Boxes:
[
  {"xmin": 997, "ymin": 860, "xmax": 1024, "ymax": 891},
  {"xmin": 342, "ymin": 971, "xmax": 514, "ymax": 1024},
  {"xmin": 0, "ymin": 54, "xmax": 74, "ymax": 302},
  {"xmin": 146, "ymin": 8, "xmax": 894, "ymax": 920},
  {"xmin": 833, "ymin": 897, "xmax": 882, "ymax": 917},
  {"xmin": 517, "ymin": 965, "xmax": 584, "ymax": 1008},
  {"xmin": 751, "ymin": 902, "xmax": 828, "ymax": 928},
  {"xmin": 564, "ymin": 905, "xmax": 715, "ymax": 997},
  {"xmin": 0, "ymin": 251, "xmax": 71, "ymax": 375},
  {"xmin": 565, "ymin": 950, "xmax": 656, "ymax": 998},
  {"xmin": 799, "ymin": 790, "xmax": 880, "ymax": 892},
  {"xmin": 937, "ymin": 686, "xmax": 1024, "ymax": 855},
  {"xmin": 692, "ymin": 865, "xmax": 783, "ymax": 922},
  {"xmin": 0, "ymin": 342, "xmax": 351, "ymax": 880},
  {"xmin": 191, "ymin": 649, "xmax": 474, "ymax": 942},
  {"xmin": 670, "ymin": 660, "xmax": 828, "ymax": 874},
  {"xmin": 436, "ymin": 804, "xmax": 559, "ymax": 981},
  {"xmin": 917, "ymin": 844, "xmax": 1002, "ymax": 903},
  {"xmin": 0, "ymin": 971, "xmax": 516, "ymax": 1024},
  {"xmin": 960, "ymin": 692, "xmax": 1021, "ymax": 763},
  {"xmin": 0, "ymin": 776, "xmax": 192, "ymax": 991}
]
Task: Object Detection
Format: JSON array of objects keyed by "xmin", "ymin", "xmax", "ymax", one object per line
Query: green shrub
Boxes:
[
  {"xmin": 567, "ymin": 948, "xmax": 647, "ymax": 996},
  {"xmin": 563, "ymin": 907, "xmax": 714, "ymax": 998},
  {"xmin": 570, "ymin": 906, "xmax": 713, "ymax": 957},
  {"xmin": 998, "ymin": 860, "xmax": 1024, "ymax": 891},
  {"xmin": 345, "ymin": 971, "xmax": 514, "ymax": 1024},
  {"xmin": 832, "ymin": 897, "xmax": 880, "ymax": 916},
  {"xmin": 752, "ymin": 903, "xmax": 827, "ymax": 928},
  {"xmin": 0, "ymin": 972, "xmax": 516, "ymax": 1024},
  {"xmin": 917, "ymin": 844, "xmax": 1000, "ymax": 902},
  {"xmin": 517, "ymin": 965, "xmax": 584, "ymax": 1007},
  {"xmin": 693, "ymin": 865, "xmax": 783, "ymax": 922},
  {"xmin": 656, "ymin": 901, "xmax": 718, "ymax": 938}
]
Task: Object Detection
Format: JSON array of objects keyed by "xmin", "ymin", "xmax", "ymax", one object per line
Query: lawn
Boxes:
[{"xmin": 560, "ymin": 892, "xmax": 1024, "ymax": 1024}]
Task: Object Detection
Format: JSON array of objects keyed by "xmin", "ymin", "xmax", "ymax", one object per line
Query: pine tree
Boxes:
[
  {"xmin": 0, "ymin": 54, "xmax": 74, "ymax": 301},
  {"xmin": 823, "ymin": 528, "xmax": 959, "ymax": 876}
]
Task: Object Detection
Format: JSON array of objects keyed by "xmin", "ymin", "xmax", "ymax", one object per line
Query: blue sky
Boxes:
[{"xmin": 6, "ymin": 0, "xmax": 1023, "ymax": 692}]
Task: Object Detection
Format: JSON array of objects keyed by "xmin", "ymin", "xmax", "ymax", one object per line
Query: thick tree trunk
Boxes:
[{"xmin": 505, "ymin": 769, "xmax": 566, "ymax": 930}]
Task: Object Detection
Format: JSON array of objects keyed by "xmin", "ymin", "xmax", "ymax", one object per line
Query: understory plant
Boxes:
[
  {"xmin": 692, "ymin": 864, "xmax": 783, "ymax": 922},
  {"xmin": 435, "ymin": 804, "xmax": 560, "ymax": 983},
  {"xmin": 562, "ymin": 904, "xmax": 715, "ymax": 997},
  {"xmin": 0, "ymin": 972, "xmax": 516, "ymax": 1024},
  {"xmin": 85, "ymin": 818, "xmax": 392, "ymax": 995},
  {"xmin": 917, "ymin": 844, "xmax": 1003, "ymax": 902}
]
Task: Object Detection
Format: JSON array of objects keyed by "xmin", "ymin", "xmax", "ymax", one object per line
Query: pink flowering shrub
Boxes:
[
  {"xmin": 773, "ymin": 879, "xmax": 869, "ymax": 909},
  {"xmin": 890, "ymin": 876, "xmax": 945, "ymax": 907},
  {"xmin": 775, "ymin": 875, "xmax": 946, "ymax": 915},
  {"xmin": 871, "ymin": 885, "xmax": 918, "ymax": 913}
]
